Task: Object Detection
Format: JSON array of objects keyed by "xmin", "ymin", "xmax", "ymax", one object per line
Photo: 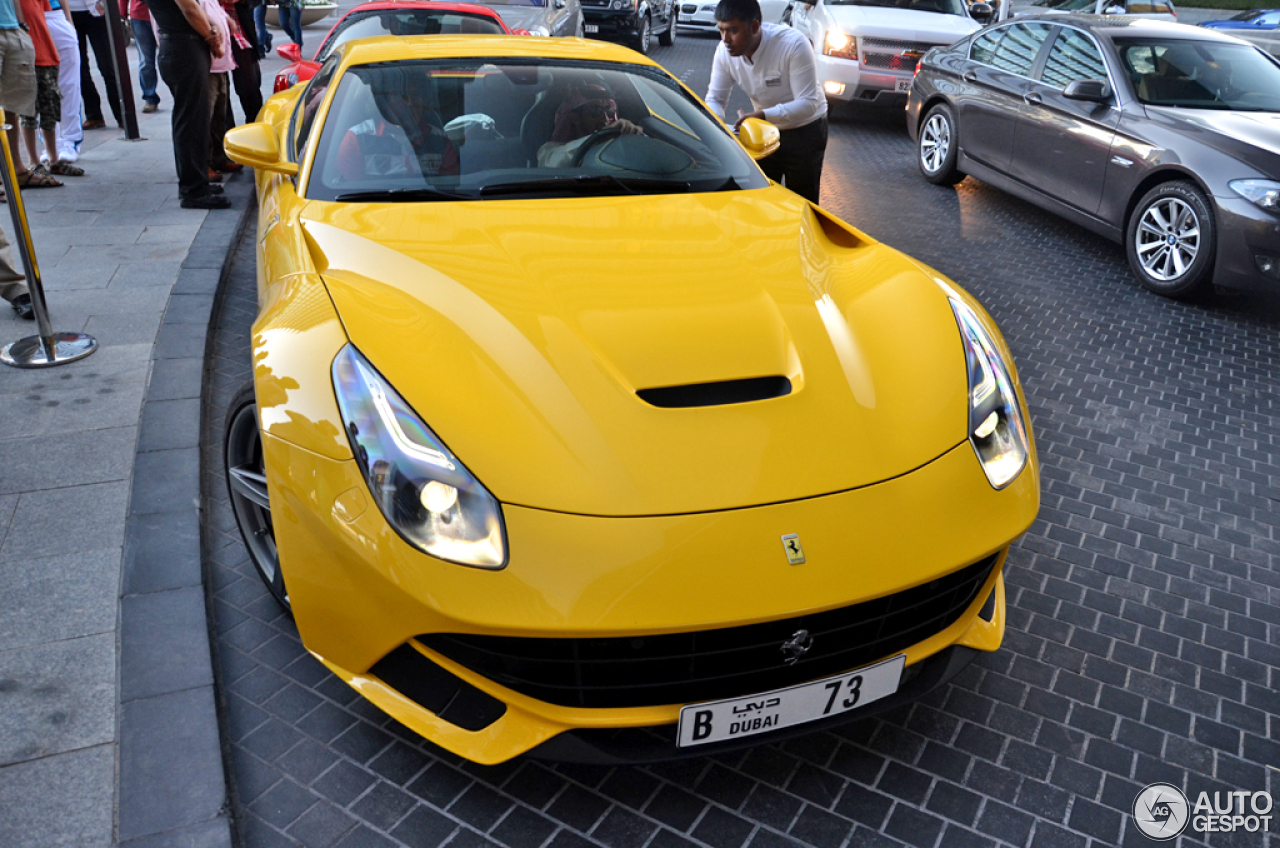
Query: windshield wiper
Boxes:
[
  {"xmin": 334, "ymin": 186, "xmax": 472, "ymax": 202},
  {"xmin": 479, "ymin": 174, "xmax": 690, "ymax": 197},
  {"xmin": 706, "ymin": 176, "xmax": 743, "ymax": 192}
]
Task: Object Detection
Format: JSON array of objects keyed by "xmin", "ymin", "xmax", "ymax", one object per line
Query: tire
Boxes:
[
  {"xmin": 634, "ymin": 14, "xmax": 651, "ymax": 54},
  {"xmin": 224, "ymin": 379, "xmax": 290, "ymax": 612},
  {"xmin": 917, "ymin": 102, "xmax": 964, "ymax": 186},
  {"xmin": 659, "ymin": 11, "xmax": 676, "ymax": 45},
  {"xmin": 1126, "ymin": 181, "xmax": 1216, "ymax": 299}
]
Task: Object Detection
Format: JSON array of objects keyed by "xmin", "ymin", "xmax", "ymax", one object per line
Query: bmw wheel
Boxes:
[
  {"xmin": 634, "ymin": 14, "xmax": 651, "ymax": 54},
  {"xmin": 918, "ymin": 103, "xmax": 963, "ymax": 186},
  {"xmin": 224, "ymin": 379, "xmax": 290, "ymax": 611},
  {"xmin": 659, "ymin": 11, "xmax": 676, "ymax": 45},
  {"xmin": 1126, "ymin": 181, "xmax": 1215, "ymax": 299}
]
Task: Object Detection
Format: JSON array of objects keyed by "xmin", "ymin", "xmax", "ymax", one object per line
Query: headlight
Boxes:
[
  {"xmin": 1230, "ymin": 179, "xmax": 1280, "ymax": 213},
  {"xmin": 824, "ymin": 29, "xmax": 857, "ymax": 60},
  {"xmin": 529, "ymin": 25, "xmax": 551, "ymax": 36},
  {"xmin": 332, "ymin": 345, "xmax": 506, "ymax": 568},
  {"xmin": 951, "ymin": 300, "xmax": 1029, "ymax": 489}
]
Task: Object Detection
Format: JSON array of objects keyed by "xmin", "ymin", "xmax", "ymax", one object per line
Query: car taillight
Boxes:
[{"xmin": 915, "ymin": 58, "xmax": 923, "ymax": 76}]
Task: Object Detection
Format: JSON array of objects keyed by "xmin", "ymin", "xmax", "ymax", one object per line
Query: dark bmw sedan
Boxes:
[{"xmin": 906, "ymin": 16, "xmax": 1280, "ymax": 299}]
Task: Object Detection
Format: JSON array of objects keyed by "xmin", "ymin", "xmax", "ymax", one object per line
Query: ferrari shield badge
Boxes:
[{"xmin": 781, "ymin": 534, "xmax": 806, "ymax": 565}]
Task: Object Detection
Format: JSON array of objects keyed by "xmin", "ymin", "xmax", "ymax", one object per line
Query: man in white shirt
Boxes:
[{"xmin": 705, "ymin": 0, "xmax": 828, "ymax": 203}]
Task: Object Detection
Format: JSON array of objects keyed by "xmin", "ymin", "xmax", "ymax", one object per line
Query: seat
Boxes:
[{"xmin": 519, "ymin": 89, "xmax": 563, "ymax": 164}]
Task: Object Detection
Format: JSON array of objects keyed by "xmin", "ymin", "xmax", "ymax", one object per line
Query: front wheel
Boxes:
[
  {"xmin": 659, "ymin": 12, "xmax": 676, "ymax": 45},
  {"xmin": 1126, "ymin": 181, "xmax": 1216, "ymax": 299},
  {"xmin": 224, "ymin": 379, "xmax": 290, "ymax": 612},
  {"xmin": 918, "ymin": 103, "xmax": 963, "ymax": 186},
  {"xmin": 634, "ymin": 14, "xmax": 651, "ymax": 54}
]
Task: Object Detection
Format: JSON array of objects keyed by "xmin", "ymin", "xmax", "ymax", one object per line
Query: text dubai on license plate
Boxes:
[{"xmin": 677, "ymin": 655, "xmax": 905, "ymax": 747}]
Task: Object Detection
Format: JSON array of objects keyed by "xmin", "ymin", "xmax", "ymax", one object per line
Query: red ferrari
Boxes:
[{"xmin": 273, "ymin": 1, "xmax": 512, "ymax": 93}]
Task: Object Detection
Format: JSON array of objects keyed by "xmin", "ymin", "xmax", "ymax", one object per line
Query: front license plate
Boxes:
[
  {"xmin": 677, "ymin": 655, "xmax": 905, "ymax": 747},
  {"xmin": 895, "ymin": 78, "xmax": 913, "ymax": 93},
  {"xmin": 584, "ymin": 23, "xmax": 599, "ymax": 32}
]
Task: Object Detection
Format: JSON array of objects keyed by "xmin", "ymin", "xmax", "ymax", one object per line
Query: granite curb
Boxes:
[{"xmin": 117, "ymin": 174, "xmax": 256, "ymax": 848}]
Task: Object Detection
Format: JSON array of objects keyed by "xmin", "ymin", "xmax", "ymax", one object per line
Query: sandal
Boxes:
[
  {"xmin": 48, "ymin": 160, "xmax": 84, "ymax": 177},
  {"xmin": 16, "ymin": 168, "xmax": 62, "ymax": 188}
]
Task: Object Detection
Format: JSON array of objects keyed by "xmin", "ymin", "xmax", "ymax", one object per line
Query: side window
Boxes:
[
  {"xmin": 1263, "ymin": 12, "xmax": 1280, "ymax": 25},
  {"xmin": 971, "ymin": 29, "xmax": 1004, "ymax": 65},
  {"xmin": 294, "ymin": 57, "xmax": 340, "ymax": 161},
  {"xmin": 991, "ymin": 24, "xmax": 1053, "ymax": 76},
  {"xmin": 1039, "ymin": 28, "xmax": 1108, "ymax": 89}
]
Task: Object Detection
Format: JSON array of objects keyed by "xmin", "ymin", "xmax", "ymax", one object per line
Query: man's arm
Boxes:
[
  {"xmin": 173, "ymin": 0, "xmax": 225, "ymax": 57},
  {"xmin": 761, "ymin": 35, "xmax": 825, "ymax": 127},
  {"xmin": 704, "ymin": 46, "xmax": 735, "ymax": 123}
]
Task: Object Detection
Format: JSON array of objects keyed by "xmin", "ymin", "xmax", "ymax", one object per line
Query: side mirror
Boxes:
[
  {"xmin": 1062, "ymin": 79, "xmax": 1110, "ymax": 102},
  {"xmin": 278, "ymin": 43, "xmax": 303, "ymax": 62},
  {"xmin": 737, "ymin": 117, "xmax": 780, "ymax": 160},
  {"xmin": 554, "ymin": 0, "xmax": 565, "ymax": 7},
  {"xmin": 969, "ymin": 1, "xmax": 994, "ymax": 23},
  {"xmin": 224, "ymin": 122, "xmax": 299, "ymax": 176}
]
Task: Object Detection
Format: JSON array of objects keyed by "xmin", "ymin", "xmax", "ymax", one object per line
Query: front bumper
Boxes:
[
  {"xmin": 1211, "ymin": 195, "xmax": 1280, "ymax": 293},
  {"xmin": 815, "ymin": 54, "xmax": 914, "ymax": 103},
  {"xmin": 583, "ymin": 8, "xmax": 644, "ymax": 40},
  {"xmin": 265, "ymin": 431, "xmax": 1038, "ymax": 763}
]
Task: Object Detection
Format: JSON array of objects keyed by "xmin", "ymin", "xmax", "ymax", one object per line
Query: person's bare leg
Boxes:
[
  {"xmin": 41, "ymin": 127, "xmax": 58, "ymax": 165},
  {"xmin": 20, "ymin": 125, "xmax": 39, "ymax": 169},
  {"xmin": 2, "ymin": 111, "xmax": 26, "ymax": 175}
]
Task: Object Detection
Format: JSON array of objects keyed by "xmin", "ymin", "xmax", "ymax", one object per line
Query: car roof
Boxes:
[
  {"xmin": 337, "ymin": 0, "xmax": 505, "ymax": 16},
  {"xmin": 336, "ymin": 33, "xmax": 661, "ymax": 67},
  {"xmin": 1012, "ymin": 13, "xmax": 1260, "ymax": 44}
]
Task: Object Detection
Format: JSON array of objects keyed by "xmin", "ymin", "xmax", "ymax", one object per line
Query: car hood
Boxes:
[
  {"xmin": 1145, "ymin": 107, "xmax": 1280, "ymax": 173},
  {"xmin": 492, "ymin": 6, "xmax": 552, "ymax": 31},
  {"xmin": 825, "ymin": 6, "xmax": 979, "ymax": 42},
  {"xmin": 303, "ymin": 187, "xmax": 970, "ymax": 516}
]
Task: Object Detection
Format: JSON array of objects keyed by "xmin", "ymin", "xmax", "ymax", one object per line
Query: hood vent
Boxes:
[{"xmin": 637, "ymin": 376, "xmax": 791, "ymax": 409}]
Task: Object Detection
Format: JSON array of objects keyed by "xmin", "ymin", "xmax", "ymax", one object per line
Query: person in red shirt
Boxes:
[
  {"xmin": 17, "ymin": 0, "xmax": 81, "ymax": 183},
  {"xmin": 119, "ymin": 0, "xmax": 159, "ymax": 112}
]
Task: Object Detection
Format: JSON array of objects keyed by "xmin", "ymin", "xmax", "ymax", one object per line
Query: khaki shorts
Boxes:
[{"xmin": 0, "ymin": 29, "xmax": 36, "ymax": 119}]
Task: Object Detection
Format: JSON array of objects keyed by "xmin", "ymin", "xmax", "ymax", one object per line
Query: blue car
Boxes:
[{"xmin": 1201, "ymin": 9, "xmax": 1280, "ymax": 30}]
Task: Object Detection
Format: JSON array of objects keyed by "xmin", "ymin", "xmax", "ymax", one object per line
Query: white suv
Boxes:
[{"xmin": 787, "ymin": 0, "xmax": 987, "ymax": 103}]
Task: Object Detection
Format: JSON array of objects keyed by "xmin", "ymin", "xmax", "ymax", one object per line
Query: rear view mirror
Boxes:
[
  {"xmin": 224, "ymin": 122, "xmax": 299, "ymax": 176},
  {"xmin": 1062, "ymin": 79, "xmax": 1110, "ymax": 102},
  {"xmin": 736, "ymin": 117, "xmax": 780, "ymax": 160},
  {"xmin": 278, "ymin": 43, "xmax": 302, "ymax": 62},
  {"xmin": 970, "ymin": 2, "xmax": 994, "ymax": 23}
]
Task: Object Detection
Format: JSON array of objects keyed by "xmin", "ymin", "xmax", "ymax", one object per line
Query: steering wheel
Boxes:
[{"xmin": 571, "ymin": 123, "xmax": 626, "ymax": 166}]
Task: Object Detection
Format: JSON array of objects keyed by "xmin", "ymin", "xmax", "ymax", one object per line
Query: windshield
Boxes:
[
  {"xmin": 305, "ymin": 60, "xmax": 769, "ymax": 201},
  {"xmin": 1116, "ymin": 39, "xmax": 1280, "ymax": 111},
  {"xmin": 318, "ymin": 11, "xmax": 506, "ymax": 61},
  {"xmin": 827, "ymin": 0, "xmax": 968, "ymax": 16},
  {"xmin": 1030, "ymin": 0, "xmax": 1076, "ymax": 8},
  {"xmin": 1229, "ymin": 10, "xmax": 1263, "ymax": 21}
]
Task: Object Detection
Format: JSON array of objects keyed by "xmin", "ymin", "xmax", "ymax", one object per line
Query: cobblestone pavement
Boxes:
[{"xmin": 203, "ymin": 33, "xmax": 1280, "ymax": 848}]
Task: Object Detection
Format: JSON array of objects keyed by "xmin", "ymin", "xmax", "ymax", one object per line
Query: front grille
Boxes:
[
  {"xmin": 681, "ymin": 3, "xmax": 697, "ymax": 11},
  {"xmin": 861, "ymin": 52, "xmax": 922, "ymax": 72},
  {"xmin": 859, "ymin": 38, "xmax": 942, "ymax": 73},
  {"xmin": 582, "ymin": 0, "xmax": 611, "ymax": 5},
  {"xmin": 421, "ymin": 553, "xmax": 999, "ymax": 709}
]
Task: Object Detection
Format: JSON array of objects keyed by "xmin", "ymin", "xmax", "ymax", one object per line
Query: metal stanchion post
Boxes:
[{"xmin": 0, "ymin": 118, "xmax": 98, "ymax": 368}]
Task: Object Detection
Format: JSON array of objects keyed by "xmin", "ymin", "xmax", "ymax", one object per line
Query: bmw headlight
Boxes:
[
  {"xmin": 332, "ymin": 345, "xmax": 506, "ymax": 568},
  {"xmin": 529, "ymin": 25, "xmax": 551, "ymax": 36},
  {"xmin": 951, "ymin": 300, "xmax": 1029, "ymax": 489},
  {"xmin": 1230, "ymin": 179, "xmax": 1280, "ymax": 213}
]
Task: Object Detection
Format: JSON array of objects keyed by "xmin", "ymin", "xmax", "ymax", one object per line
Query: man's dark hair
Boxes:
[{"xmin": 715, "ymin": 0, "xmax": 763, "ymax": 23}]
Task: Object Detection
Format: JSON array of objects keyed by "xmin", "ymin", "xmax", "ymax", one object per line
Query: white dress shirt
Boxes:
[{"xmin": 705, "ymin": 23, "xmax": 828, "ymax": 131}]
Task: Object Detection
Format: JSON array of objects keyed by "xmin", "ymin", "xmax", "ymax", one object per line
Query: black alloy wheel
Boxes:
[
  {"xmin": 659, "ymin": 10, "xmax": 676, "ymax": 45},
  {"xmin": 1126, "ymin": 180, "xmax": 1216, "ymax": 299},
  {"xmin": 918, "ymin": 102, "xmax": 964, "ymax": 186},
  {"xmin": 224, "ymin": 379, "xmax": 290, "ymax": 611}
]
